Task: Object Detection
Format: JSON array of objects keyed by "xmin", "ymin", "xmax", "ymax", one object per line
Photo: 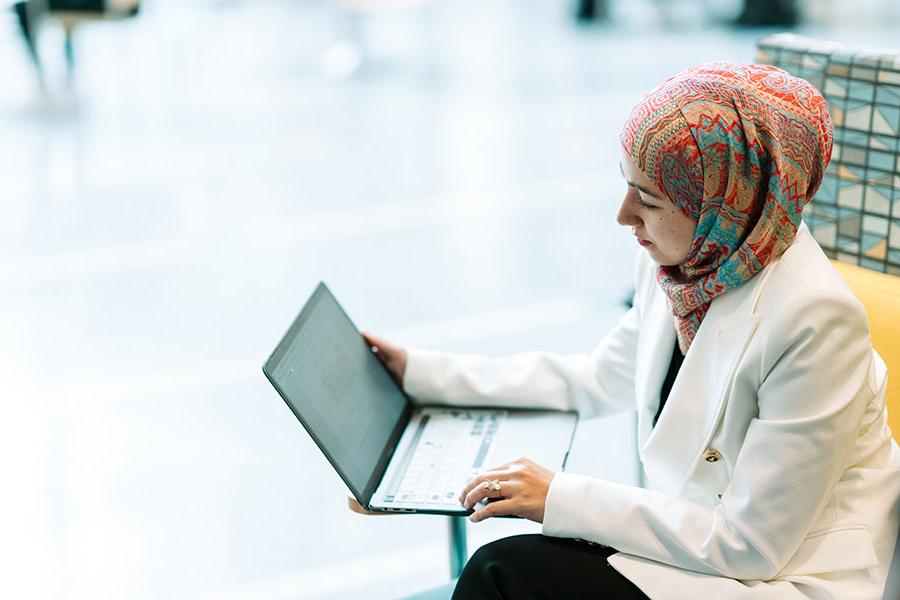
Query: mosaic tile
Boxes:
[
  {"xmin": 838, "ymin": 182, "xmax": 864, "ymax": 208},
  {"xmin": 842, "ymin": 130, "xmax": 869, "ymax": 147},
  {"xmin": 824, "ymin": 77, "xmax": 847, "ymax": 98},
  {"xmin": 862, "ymin": 235, "xmax": 887, "ymax": 259},
  {"xmin": 804, "ymin": 73, "xmax": 825, "ymax": 90},
  {"xmin": 875, "ymin": 85, "xmax": 900, "ymax": 107},
  {"xmin": 867, "ymin": 169, "xmax": 894, "ymax": 186},
  {"xmin": 842, "ymin": 144, "xmax": 867, "ymax": 166},
  {"xmin": 856, "ymin": 56, "xmax": 881, "ymax": 69},
  {"xmin": 827, "ymin": 63, "xmax": 851, "ymax": 77},
  {"xmin": 810, "ymin": 222, "xmax": 837, "ymax": 247},
  {"xmin": 816, "ymin": 174, "xmax": 838, "ymax": 204},
  {"xmin": 829, "ymin": 105, "xmax": 845, "ymax": 127},
  {"xmin": 802, "ymin": 53, "xmax": 827, "ymax": 69},
  {"xmin": 813, "ymin": 203, "xmax": 839, "ymax": 220},
  {"xmin": 837, "ymin": 164, "xmax": 863, "ymax": 182},
  {"xmin": 849, "ymin": 80, "xmax": 875, "ymax": 101},
  {"xmin": 831, "ymin": 139, "xmax": 844, "ymax": 160},
  {"xmin": 832, "ymin": 51, "xmax": 855, "ymax": 65},
  {"xmin": 872, "ymin": 105, "xmax": 900, "ymax": 135},
  {"xmin": 880, "ymin": 55, "xmax": 900, "ymax": 70},
  {"xmin": 870, "ymin": 133, "xmax": 898, "ymax": 152},
  {"xmin": 866, "ymin": 185, "xmax": 892, "ymax": 215},
  {"xmin": 851, "ymin": 66, "xmax": 878, "ymax": 82},
  {"xmin": 860, "ymin": 257, "xmax": 887, "ymax": 272},
  {"xmin": 781, "ymin": 49, "xmax": 803, "ymax": 64},
  {"xmin": 863, "ymin": 214, "xmax": 889, "ymax": 235},
  {"xmin": 880, "ymin": 70, "xmax": 900, "ymax": 85},
  {"xmin": 837, "ymin": 237, "xmax": 861, "ymax": 253},
  {"xmin": 890, "ymin": 223, "xmax": 900, "ymax": 248},
  {"xmin": 838, "ymin": 211, "xmax": 862, "ymax": 237},
  {"xmin": 844, "ymin": 105, "xmax": 872, "ymax": 131},
  {"xmin": 869, "ymin": 150, "xmax": 894, "ymax": 171}
]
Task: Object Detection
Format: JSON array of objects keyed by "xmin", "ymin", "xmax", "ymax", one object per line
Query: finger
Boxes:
[
  {"xmin": 463, "ymin": 479, "xmax": 517, "ymax": 510},
  {"xmin": 362, "ymin": 332, "xmax": 390, "ymax": 363},
  {"xmin": 361, "ymin": 331, "xmax": 382, "ymax": 349},
  {"xmin": 459, "ymin": 470, "xmax": 510, "ymax": 504},
  {"xmin": 476, "ymin": 458, "xmax": 521, "ymax": 476},
  {"xmin": 459, "ymin": 469, "xmax": 514, "ymax": 504},
  {"xmin": 469, "ymin": 498, "xmax": 516, "ymax": 523}
]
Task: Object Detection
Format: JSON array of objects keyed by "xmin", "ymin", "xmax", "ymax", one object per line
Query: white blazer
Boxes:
[{"xmin": 403, "ymin": 224, "xmax": 900, "ymax": 599}]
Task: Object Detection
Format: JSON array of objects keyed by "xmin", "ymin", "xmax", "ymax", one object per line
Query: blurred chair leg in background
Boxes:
[
  {"xmin": 53, "ymin": 1, "xmax": 139, "ymax": 83},
  {"xmin": 13, "ymin": 0, "xmax": 47, "ymax": 90},
  {"xmin": 574, "ymin": 0, "xmax": 609, "ymax": 23},
  {"xmin": 13, "ymin": 0, "xmax": 140, "ymax": 90},
  {"xmin": 734, "ymin": 0, "xmax": 798, "ymax": 26}
]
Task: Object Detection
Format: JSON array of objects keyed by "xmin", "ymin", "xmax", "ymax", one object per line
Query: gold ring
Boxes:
[{"xmin": 482, "ymin": 479, "xmax": 502, "ymax": 494}]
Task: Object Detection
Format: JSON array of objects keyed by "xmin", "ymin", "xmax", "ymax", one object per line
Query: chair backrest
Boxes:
[{"xmin": 831, "ymin": 261, "xmax": 900, "ymax": 440}]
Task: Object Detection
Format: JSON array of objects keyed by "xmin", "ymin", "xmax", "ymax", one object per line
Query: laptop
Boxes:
[{"xmin": 262, "ymin": 282, "xmax": 578, "ymax": 515}]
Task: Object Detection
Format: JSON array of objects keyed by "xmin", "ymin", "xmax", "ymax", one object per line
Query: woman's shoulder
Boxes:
[
  {"xmin": 765, "ymin": 226, "xmax": 859, "ymax": 300},
  {"xmin": 755, "ymin": 224, "xmax": 867, "ymax": 329}
]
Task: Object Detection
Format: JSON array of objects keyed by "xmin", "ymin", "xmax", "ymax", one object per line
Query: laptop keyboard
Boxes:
[{"xmin": 384, "ymin": 409, "xmax": 505, "ymax": 507}]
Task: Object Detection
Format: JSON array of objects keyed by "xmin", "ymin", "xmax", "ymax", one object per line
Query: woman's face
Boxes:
[{"xmin": 616, "ymin": 149, "xmax": 697, "ymax": 267}]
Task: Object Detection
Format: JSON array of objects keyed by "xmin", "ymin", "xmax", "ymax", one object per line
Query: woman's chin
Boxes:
[
  {"xmin": 642, "ymin": 245, "xmax": 687, "ymax": 267},
  {"xmin": 642, "ymin": 246, "xmax": 662, "ymax": 263}
]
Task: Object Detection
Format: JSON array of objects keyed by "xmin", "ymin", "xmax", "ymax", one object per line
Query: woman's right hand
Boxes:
[{"xmin": 362, "ymin": 331, "xmax": 408, "ymax": 388}]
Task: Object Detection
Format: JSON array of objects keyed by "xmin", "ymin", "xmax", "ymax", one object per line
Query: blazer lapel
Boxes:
[
  {"xmin": 636, "ymin": 274, "xmax": 763, "ymax": 494},
  {"xmin": 634, "ymin": 286, "xmax": 676, "ymax": 448}
]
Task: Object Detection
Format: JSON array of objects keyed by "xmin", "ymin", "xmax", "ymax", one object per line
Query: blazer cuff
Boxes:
[
  {"xmin": 543, "ymin": 472, "xmax": 596, "ymax": 539},
  {"xmin": 402, "ymin": 347, "xmax": 440, "ymax": 404},
  {"xmin": 542, "ymin": 472, "xmax": 624, "ymax": 544}
]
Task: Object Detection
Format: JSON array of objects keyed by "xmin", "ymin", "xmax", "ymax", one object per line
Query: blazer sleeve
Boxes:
[
  {"xmin": 400, "ymin": 250, "xmax": 649, "ymax": 417},
  {"xmin": 401, "ymin": 303, "xmax": 639, "ymax": 417},
  {"xmin": 542, "ymin": 288, "xmax": 873, "ymax": 580}
]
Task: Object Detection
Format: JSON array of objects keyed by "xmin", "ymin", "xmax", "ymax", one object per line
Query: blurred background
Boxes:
[{"xmin": 2, "ymin": 0, "xmax": 898, "ymax": 598}]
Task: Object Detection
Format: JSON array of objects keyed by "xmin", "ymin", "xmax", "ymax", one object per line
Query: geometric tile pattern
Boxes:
[{"xmin": 757, "ymin": 34, "xmax": 900, "ymax": 275}]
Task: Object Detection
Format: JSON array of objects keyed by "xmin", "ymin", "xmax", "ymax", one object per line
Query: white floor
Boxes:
[{"xmin": 1, "ymin": 1, "xmax": 897, "ymax": 598}]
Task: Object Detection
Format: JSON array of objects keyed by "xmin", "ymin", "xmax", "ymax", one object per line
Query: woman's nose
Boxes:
[{"xmin": 616, "ymin": 193, "xmax": 641, "ymax": 228}]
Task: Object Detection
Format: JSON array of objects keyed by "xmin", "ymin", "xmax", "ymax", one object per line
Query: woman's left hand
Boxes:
[{"xmin": 459, "ymin": 457, "xmax": 556, "ymax": 524}]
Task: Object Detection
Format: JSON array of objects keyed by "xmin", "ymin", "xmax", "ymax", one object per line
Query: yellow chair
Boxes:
[
  {"xmin": 831, "ymin": 261, "xmax": 900, "ymax": 440},
  {"xmin": 831, "ymin": 260, "xmax": 900, "ymax": 600}
]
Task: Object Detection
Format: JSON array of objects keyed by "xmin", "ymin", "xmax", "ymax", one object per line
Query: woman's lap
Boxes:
[{"xmin": 452, "ymin": 534, "xmax": 650, "ymax": 599}]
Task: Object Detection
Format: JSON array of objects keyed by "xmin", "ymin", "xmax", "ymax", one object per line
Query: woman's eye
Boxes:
[{"xmin": 637, "ymin": 198, "xmax": 657, "ymax": 210}]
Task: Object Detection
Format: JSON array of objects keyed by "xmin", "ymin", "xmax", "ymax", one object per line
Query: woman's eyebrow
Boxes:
[{"xmin": 618, "ymin": 162, "xmax": 664, "ymax": 200}]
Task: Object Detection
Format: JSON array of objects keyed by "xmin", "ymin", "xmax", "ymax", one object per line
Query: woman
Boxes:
[{"xmin": 363, "ymin": 63, "xmax": 900, "ymax": 599}]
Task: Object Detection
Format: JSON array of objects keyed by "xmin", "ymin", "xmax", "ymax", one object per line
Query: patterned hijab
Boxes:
[{"xmin": 619, "ymin": 62, "xmax": 833, "ymax": 354}]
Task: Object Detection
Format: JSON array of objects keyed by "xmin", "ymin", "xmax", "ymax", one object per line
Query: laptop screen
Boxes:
[{"xmin": 264, "ymin": 283, "xmax": 409, "ymax": 501}]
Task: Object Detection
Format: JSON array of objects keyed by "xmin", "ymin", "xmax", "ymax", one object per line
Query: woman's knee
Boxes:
[{"xmin": 453, "ymin": 535, "xmax": 542, "ymax": 599}]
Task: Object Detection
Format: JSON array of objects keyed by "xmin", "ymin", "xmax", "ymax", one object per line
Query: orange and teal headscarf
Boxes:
[{"xmin": 620, "ymin": 62, "xmax": 833, "ymax": 353}]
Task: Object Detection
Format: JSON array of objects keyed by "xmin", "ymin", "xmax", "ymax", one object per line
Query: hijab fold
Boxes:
[{"xmin": 620, "ymin": 62, "xmax": 833, "ymax": 353}]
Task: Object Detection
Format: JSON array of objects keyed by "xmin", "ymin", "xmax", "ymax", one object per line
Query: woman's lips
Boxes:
[{"xmin": 636, "ymin": 237, "xmax": 652, "ymax": 247}]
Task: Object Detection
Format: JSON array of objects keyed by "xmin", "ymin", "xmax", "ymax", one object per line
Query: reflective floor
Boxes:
[{"xmin": 2, "ymin": 0, "xmax": 898, "ymax": 598}]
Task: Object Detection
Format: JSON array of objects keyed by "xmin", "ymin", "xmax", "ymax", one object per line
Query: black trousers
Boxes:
[{"xmin": 452, "ymin": 534, "xmax": 650, "ymax": 599}]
